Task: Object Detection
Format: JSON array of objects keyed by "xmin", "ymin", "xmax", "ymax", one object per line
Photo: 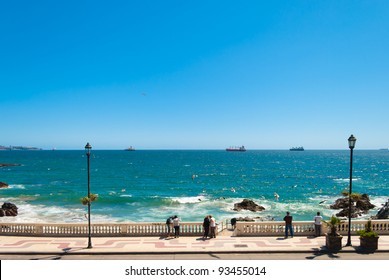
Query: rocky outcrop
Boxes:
[
  {"xmin": 331, "ymin": 194, "xmax": 375, "ymax": 218},
  {"xmin": 330, "ymin": 198, "xmax": 349, "ymax": 209},
  {"xmin": 235, "ymin": 217, "xmax": 255, "ymax": 222},
  {"xmin": 357, "ymin": 194, "xmax": 376, "ymax": 210},
  {"xmin": 233, "ymin": 199, "xmax": 265, "ymax": 212},
  {"xmin": 373, "ymin": 200, "xmax": 389, "ymax": 219},
  {"xmin": 336, "ymin": 206, "xmax": 362, "ymax": 218},
  {"xmin": 0, "ymin": 202, "xmax": 18, "ymax": 217},
  {"xmin": 0, "ymin": 182, "xmax": 9, "ymax": 188}
]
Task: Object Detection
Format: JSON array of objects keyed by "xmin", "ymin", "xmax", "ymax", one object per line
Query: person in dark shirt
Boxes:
[
  {"xmin": 231, "ymin": 218, "xmax": 237, "ymax": 229},
  {"xmin": 283, "ymin": 211, "xmax": 294, "ymax": 238},
  {"xmin": 203, "ymin": 215, "xmax": 210, "ymax": 239}
]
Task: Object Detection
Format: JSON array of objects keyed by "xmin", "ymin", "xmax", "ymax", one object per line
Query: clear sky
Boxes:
[{"xmin": 1, "ymin": 0, "xmax": 389, "ymax": 150}]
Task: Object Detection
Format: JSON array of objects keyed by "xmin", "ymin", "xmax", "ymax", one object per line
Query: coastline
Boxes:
[{"xmin": 0, "ymin": 163, "xmax": 20, "ymax": 167}]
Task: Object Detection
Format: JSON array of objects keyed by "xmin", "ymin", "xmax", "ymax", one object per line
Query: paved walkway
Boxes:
[{"xmin": 1, "ymin": 234, "xmax": 389, "ymax": 255}]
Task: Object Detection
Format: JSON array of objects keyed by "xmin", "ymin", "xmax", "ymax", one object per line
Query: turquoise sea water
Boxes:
[{"xmin": 0, "ymin": 150, "xmax": 388, "ymax": 223}]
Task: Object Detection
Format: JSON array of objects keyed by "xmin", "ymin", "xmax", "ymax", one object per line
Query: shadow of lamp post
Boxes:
[{"xmin": 346, "ymin": 134, "xmax": 356, "ymax": 246}]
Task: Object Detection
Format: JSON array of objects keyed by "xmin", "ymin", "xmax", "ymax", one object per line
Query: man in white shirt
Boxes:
[
  {"xmin": 173, "ymin": 215, "xmax": 180, "ymax": 238},
  {"xmin": 209, "ymin": 215, "xmax": 216, "ymax": 238},
  {"xmin": 314, "ymin": 212, "xmax": 323, "ymax": 237}
]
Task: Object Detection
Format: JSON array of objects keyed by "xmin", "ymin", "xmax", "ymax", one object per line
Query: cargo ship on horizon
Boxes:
[
  {"xmin": 226, "ymin": 146, "xmax": 246, "ymax": 152},
  {"xmin": 290, "ymin": 146, "xmax": 304, "ymax": 151}
]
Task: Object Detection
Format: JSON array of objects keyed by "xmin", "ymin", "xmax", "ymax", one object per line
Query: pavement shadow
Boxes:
[
  {"xmin": 306, "ymin": 236, "xmax": 318, "ymax": 239},
  {"xmin": 30, "ymin": 255, "xmax": 62, "ymax": 260},
  {"xmin": 305, "ymin": 247, "xmax": 340, "ymax": 259},
  {"xmin": 196, "ymin": 237, "xmax": 209, "ymax": 241},
  {"xmin": 160, "ymin": 236, "xmax": 175, "ymax": 240},
  {"xmin": 353, "ymin": 246, "xmax": 377, "ymax": 255},
  {"xmin": 207, "ymin": 253, "xmax": 221, "ymax": 259},
  {"xmin": 30, "ymin": 247, "xmax": 86, "ymax": 260}
]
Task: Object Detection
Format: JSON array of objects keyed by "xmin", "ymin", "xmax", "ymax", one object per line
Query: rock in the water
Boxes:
[
  {"xmin": 233, "ymin": 199, "xmax": 265, "ymax": 212},
  {"xmin": 236, "ymin": 217, "xmax": 255, "ymax": 222},
  {"xmin": 0, "ymin": 202, "xmax": 18, "ymax": 217},
  {"xmin": 0, "ymin": 182, "xmax": 9, "ymax": 188},
  {"xmin": 356, "ymin": 194, "xmax": 375, "ymax": 210},
  {"xmin": 336, "ymin": 206, "xmax": 365, "ymax": 218},
  {"xmin": 330, "ymin": 197, "xmax": 349, "ymax": 209},
  {"xmin": 331, "ymin": 193, "xmax": 375, "ymax": 217},
  {"xmin": 373, "ymin": 200, "xmax": 389, "ymax": 219}
]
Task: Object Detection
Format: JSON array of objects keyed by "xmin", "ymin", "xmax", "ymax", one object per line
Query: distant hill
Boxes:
[{"xmin": 0, "ymin": 145, "xmax": 42, "ymax": 151}]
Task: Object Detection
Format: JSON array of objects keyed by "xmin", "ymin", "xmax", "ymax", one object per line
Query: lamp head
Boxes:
[
  {"xmin": 85, "ymin": 142, "xmax": 92, "ymax": 155},
  {"xmin": 348, "ymin": 135, "xmax": 356, "ymax": 150}
]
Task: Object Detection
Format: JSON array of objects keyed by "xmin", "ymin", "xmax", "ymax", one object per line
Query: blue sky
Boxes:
[{"xmin": 1, "ymin": 0, "xmax": 389, "ymax": 150}]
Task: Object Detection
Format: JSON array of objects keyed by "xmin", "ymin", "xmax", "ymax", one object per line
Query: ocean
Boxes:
[{"xmin": 0, "ymin": 150, "xmax": 388, "ymax": 224}]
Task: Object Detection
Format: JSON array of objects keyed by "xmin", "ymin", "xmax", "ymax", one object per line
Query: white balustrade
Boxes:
[
  {"xmin": 234, "ymin": 220, "xmax": 389, "ymax": 236},
  {"xmin": 0, "ymin": 222, "xmax": 212, "ymax": 237},
  {"xmin": 1, "ymin": 220, "xmax": 388, "ymax": 237}
]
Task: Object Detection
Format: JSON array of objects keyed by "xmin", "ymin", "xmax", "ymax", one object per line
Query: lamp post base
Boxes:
[{"xmin": 345, "ymin": 237, "xmax": 352, "ymax": 247}]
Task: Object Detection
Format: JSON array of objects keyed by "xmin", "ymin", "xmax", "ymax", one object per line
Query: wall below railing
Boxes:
[
  {"xmin": 1, "ymin": 220, "xmax": 388, "ymax": 237},
  {"xmin": 234, "ymin": 220, "xmax": 389, "ymax": 236},
  {"xmin": 0, "ymin": 222, "xmax": 224, "ymax": 237}
]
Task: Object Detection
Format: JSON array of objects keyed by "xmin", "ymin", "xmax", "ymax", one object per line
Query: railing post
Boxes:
[
  {"xmin": 120, "ymin": 225, "xmax": 127, "ymax": 236},
  {"xmin": 36, "ymin": 224, "xmax": 44, "ymax": 235}
]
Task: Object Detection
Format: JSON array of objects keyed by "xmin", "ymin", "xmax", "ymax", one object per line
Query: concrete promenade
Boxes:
[{"xmin": 1, "ymin": 234, "xmax": 389, "ymax": 257}]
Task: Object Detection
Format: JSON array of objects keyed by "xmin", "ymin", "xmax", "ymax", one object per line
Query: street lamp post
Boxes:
[
  {"xmin": 346, "ymin": 135, "xmax": 356, "ymax": 247},
  {"xmin": 85, "ymin": 142, "xmax": 92, "ymax": 249}
]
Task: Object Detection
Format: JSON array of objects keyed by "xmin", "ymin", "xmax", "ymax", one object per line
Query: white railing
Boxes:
[
  {"xmin": 1, "ymin": 219, "xmax": 388, "ymax": 237},
  {"xmin": 234, "ymin": 219, "xmax": 389, "ymax": 236},
  {"xmin": 0, "ymin": 222, "xmax": 223, "ymax": 237}
]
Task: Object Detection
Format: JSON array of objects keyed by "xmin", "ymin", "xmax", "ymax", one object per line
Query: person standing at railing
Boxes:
[
  {"xmin": 314, "ymin": 212, "xmax": 323, "ymax": 237},
  {"xmin": 203, "ymin": 215, "xmax": 210, "ymax": 239},
  {"xmin": 283, "ymin": 211, "xmax": 294, "ymax": 238},
  {"xmin": 231, "ymin": 217, "xmax": 237, "ymax": 229},
  {"xmin": 166, "ymin": 216, "xmax": 174, "ymax": 238},
  {"xmin": 173, "ymin": 215, "xmax": 180, "ymax": 238},
  {"xmin": 210, "ymin": 215, "xmax": 216, "ymax": 238}
]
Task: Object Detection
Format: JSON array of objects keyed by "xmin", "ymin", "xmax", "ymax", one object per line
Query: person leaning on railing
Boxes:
[{"xmin": 314, "ymin": 212, "xmax": 323, "ymax": 237}]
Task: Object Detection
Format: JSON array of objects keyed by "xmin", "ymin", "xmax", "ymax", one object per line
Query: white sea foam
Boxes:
[
  {"xmin": 5, "ymin": 203, "xmax": 109, "ymax": 223},
  {"xmin": 120, "ymin": 194, "xmax": 133, "ymax": 198},
  {"xmin": 369, "ymin": 196, "xmax": 388, "ymax": 209},
  {"xmin": 333, "ymin": 178, "xmax": 360, "ymax": 183},
  {"xmin": 6, "ymin": 184, "xmax": 26, "ymax": 189},
  {"xmin": 171, "ymin": 195, "xmax": 207, "ymax": 204}
]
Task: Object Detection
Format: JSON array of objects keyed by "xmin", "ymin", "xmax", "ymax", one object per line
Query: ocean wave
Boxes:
[
  {"xmin": 369, "ymin": 196, "xmax": 388, "ymax": 209},
  {"xmin": 5, "ymin": 184, "xmax": 26, "ymax": 189},
  {"xmin": 171, "ymin": 195, "xmax": 207, "ymax": 204},
  {"xmin": 119, "ymin": 194, "xmax": 133, "ymax": 198},
  {"xmin": 2, "ymin": 200, "xmax": 120, "ymax": 224},
  {"xmin": 333, "ymin": 178, "xmax": 360, "ymax": 183}
]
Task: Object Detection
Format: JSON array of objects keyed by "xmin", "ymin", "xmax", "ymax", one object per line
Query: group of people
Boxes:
[
  {"xmin": 166, "ymin": 211, "xmax": 324, "ymax": 239},
  {"xmin": 202, "ymin": 215, "xmax": 217, "ymax": 239},
  {"xmin": 165, "ymin": 215, "xmax": 181, "ymax": 238},
  {"xmin": 283, "ymin": 211, "xmax": 323, "ymax": 238},
  {"xmin": 165, "ymin": 215, "xmax": 217, "ymax": 239}
]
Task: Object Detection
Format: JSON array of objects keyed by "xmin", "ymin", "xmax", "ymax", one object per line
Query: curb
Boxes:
[{"xmin": 1, "ymin": 249, "xmax": 389, "ymax": 256}]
